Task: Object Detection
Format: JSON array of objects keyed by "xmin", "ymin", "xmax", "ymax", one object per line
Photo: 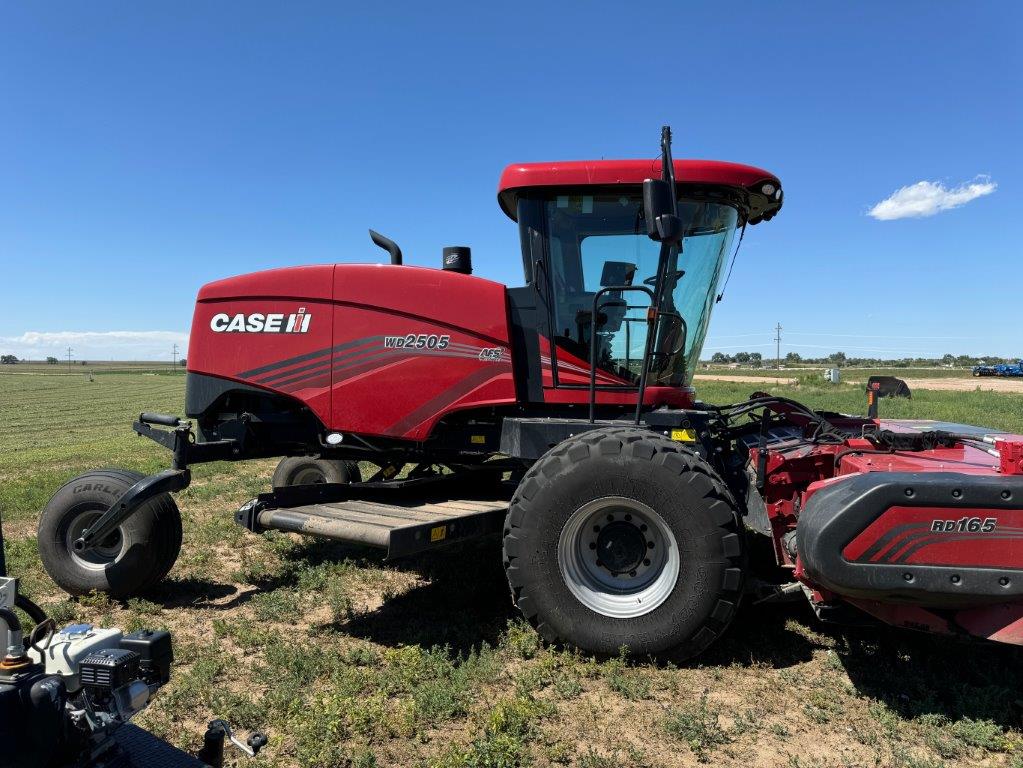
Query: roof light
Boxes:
[
  {"xmin": 761, "ymin": 183, "xmax": 776, "ymax": 196},
  {"xmin": 775, "ymin": 188, "xmax": 783, "ymax": 201}
]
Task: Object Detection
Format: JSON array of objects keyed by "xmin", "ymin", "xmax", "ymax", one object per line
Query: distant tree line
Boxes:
[{"xmin": 704, "ymin": 352, "xmax": 1020, "ymax": 369}]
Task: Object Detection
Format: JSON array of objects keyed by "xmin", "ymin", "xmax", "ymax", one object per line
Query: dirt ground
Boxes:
[
  {"xmin": 693, "ymin": 374, "xmax": 798, "ymax": 385},
  {"xmin": 7, "ymin": 373, "xmax": 1023, "ymax": 767}
]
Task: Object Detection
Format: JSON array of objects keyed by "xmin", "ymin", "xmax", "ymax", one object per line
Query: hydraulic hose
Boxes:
[
  {"xmin": 0, "ymin": 606, "xmax": 21, "ymax": 634},
  {"xmin": 0, "ymin": 606, "xmax": 24, "ymax": 657},
  {"xmin": 15, "ymin": 594, "xmax": 48, "ymax": 626}
]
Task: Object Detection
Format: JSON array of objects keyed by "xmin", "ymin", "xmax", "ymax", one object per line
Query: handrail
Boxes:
[{"xmin": 588, "ymin": 285, "xmax": 655, "ymax": 423}]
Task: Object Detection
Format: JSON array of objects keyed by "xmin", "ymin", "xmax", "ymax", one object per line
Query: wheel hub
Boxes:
[
  {"xmin": 67, "ymin": 509, "xmax": 124, "ymax": 569},
  {"xmin": 595, "ymin": 521, "xmax": 647, "ymax": 575},
  {"xmin": 557, "ymin": 496, "xmax": 680, "ymax": 619},
  {"xmin": 291, "ymin": 467, "xmax": 327, "ymax": 485}
]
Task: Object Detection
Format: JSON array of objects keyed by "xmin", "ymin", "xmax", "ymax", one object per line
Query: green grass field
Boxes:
[{"xmin": 3, "ymin": 371, "xmax": 1023, "ymax": 767}]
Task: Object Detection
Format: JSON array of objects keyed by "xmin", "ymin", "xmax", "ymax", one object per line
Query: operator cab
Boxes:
[{"xmin": 499, "ymin": 158, "xmax": 782, "ymax": 403}]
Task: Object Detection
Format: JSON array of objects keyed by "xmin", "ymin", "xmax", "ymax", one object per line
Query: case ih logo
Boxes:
[{"xmin": 210, "ymin": 308, "xmax": 311, "ymax": 334}]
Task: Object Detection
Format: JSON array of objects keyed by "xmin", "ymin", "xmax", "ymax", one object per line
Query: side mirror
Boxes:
[{"xmin": 643, "ymin": 179, "xmax": 682, "ymax": 245}]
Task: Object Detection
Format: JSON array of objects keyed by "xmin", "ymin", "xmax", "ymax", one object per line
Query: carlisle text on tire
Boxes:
[{"xmin": 38, "ymin": 469, "xmax": 182, "ymax": 598}]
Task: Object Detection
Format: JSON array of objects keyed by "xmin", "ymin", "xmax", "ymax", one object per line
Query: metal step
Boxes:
[{"xmin": 251, "ymin": 495, "xmax": 509, "ymax": 558}]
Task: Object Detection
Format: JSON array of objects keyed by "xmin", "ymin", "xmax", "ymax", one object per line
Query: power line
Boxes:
[
  {"xmin": 784, "ymin": 331, "xmax": 978, "ymax": 340},
  {"xmin": 66, "ymin": 346, "xmax": 73, "ymax": 374},
  {"xmin": 704, "ymin": 333, "xmax": 773, "ymax": 339},
  {"xmin": 774, "ymin": 323, "xmax": 782, "ymax": 369}
]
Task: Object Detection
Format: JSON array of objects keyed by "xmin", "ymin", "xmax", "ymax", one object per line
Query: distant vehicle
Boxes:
[
  {"xmin": 995, "ymin": 361, "xmax": 1023, "ymax": 377},
  {"xmin": 973, "ymin": 361, "xmax": 1023, "ymax": 377}
]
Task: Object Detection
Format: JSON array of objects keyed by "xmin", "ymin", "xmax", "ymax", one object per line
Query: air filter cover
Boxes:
[{"xmin": 442, "ymin": 246, "xmax": 472, "ymax": 274}]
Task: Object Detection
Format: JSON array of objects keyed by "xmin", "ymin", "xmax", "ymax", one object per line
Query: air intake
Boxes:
[{"xmin": 442, "ymin": 246, "xmax": 472, "ymax": 275}]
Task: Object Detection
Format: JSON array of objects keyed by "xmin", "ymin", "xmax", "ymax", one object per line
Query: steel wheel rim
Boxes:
[
  {"xmin": 291, "ymin": 467, "xmax": 327, "ymax": 485},
  {"xmin": 66, "ymin": 509, "xmax": 125, "ymax": 570},
  {"xmin": 557, "ymin": 496, "xmax": 680, "ymax": 619}
]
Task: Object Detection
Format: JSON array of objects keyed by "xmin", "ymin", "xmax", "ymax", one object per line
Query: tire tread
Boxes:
[{"xmin": 503, "ymin": 427, "xmax": 745, "ymax": 658}]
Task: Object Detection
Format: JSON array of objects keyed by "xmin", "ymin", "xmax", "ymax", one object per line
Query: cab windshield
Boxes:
[{"xmin": 542, "ymin": 191, "xmax": 738, "ymax": 387}]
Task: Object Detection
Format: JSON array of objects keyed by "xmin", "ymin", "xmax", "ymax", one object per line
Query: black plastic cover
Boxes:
[
  {"xmin": 797, "ymin": 471, "xmax": 1023, "ymax": 607},
  {"xmin": 80, "ymin": 648, "xmax": 140, "ymax": 690},
  {"xmin": 442, "ymin": 246, "xmax": 472, "ymax": 274},
  {"xmin": 121, "ymin": 629, "xmax": 173, "ymax": 685},
  {"xmin": 0, "ymin": 667, "xmax": 67, "ymax": 768}
]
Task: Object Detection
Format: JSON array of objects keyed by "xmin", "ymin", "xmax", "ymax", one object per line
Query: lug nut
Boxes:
[
  {"xmin": 624, "ymin": 514, "xmax": 632, "ymax": 522},
  {"xmin": 643, "ymin": 559, "xmax": 651, "ymax": 566},
  {"xmin": 606, "ymin": 514, "xmax": 614, "ymax": 522},
  {"xmin": 589, "ymin": 542, "xmax": 596, "ymax": 550},
  {"xmin": 629, "ymin": 570, "xmax": 637, "ymax": 577},
  {"xmin": 639, "ymin": 524, "xmax": 648, "ymax": 532},
  {"xmin": 647, "ymin": 541, "xmax": 655, "ymax": 549},
  {"xmin": 593, "ymin": 525, "xmax": 601, "ymax": 533}
]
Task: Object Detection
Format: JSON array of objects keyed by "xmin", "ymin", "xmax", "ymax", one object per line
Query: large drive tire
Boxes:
[
  {"xmin": 503, "ymin": 427, "xmax": 745, "ymax": 658},
  {"xmin": 272, "ymin": 457, "xmax": 361, "ymax": 487},
  {"xmin": 38, "ymin": 469, "xmax": 183, "ymax": 598}
]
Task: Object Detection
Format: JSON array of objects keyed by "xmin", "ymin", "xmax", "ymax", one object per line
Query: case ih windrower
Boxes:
[{"xmin": 39, "ymin": 128, "xmax": 1023, "ymax": 658}]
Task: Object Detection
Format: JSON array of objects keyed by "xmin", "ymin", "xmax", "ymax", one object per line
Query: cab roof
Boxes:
[{"xmin": 498, "ymin": 158, "xmax": 783, "ymax": 225}]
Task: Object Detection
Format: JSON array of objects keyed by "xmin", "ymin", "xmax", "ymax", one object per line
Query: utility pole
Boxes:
[
  {"xmin": 774, "ymin": 323, "xmax": 782, "ymax": 369},
  {"xmin": 66, "ymin": 346, "xmax": 73, "ymax": 374},
  {"xmin": 172, "ymin": 343, "xmax": 178, "ymax": 371}
]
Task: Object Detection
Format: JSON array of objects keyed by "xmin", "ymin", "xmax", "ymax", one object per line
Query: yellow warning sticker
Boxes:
[
  {"xmin": 430, "ymin": 525, "xmax": 447, "ymax": 542},
  {"xmin": 670, "ymin": 429, "xmax": 697, "ymax": 442},
  {"xmin": 470, "ymin": 435, "xmax": 486, "ymax": 444}
]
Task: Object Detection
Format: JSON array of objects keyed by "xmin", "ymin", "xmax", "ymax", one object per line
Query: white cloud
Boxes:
[
  {"xmin": 867, "ymin": 177, "xmax": 996, "ymax": 221},
  {"xmin": 0, "ymin": 330, "xmax": 188, "ymax": 361}
]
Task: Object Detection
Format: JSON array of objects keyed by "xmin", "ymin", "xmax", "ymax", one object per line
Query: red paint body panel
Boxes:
[
  {"xmin": 189, "ymin": 268, "xmax": 336, "ymax": 426},
  {"xmin": 537, "ymin": 332, "xmax": 694, "ymax": 408},
  {"xmin": 332, "ymin": 265, "xmax": 511, "ymax": 345},
  {"xmin": 197, "ymin": 265, "xmax": 335, "ymax": 302},
  {"xmin": 847, "ymin": 599, "xmax": 1023, "ymax": 647},
  {"xmin": 498, "ymin": 159, "xmax": 779, "ymax": 219},
  {"xmin": 842, "ymin": 506, "xmax": 1023, "ymax": 567},
  {"xmin": 188, "ymin": 263, "xmax": 518, "ymax": 441},
  {"xmin": 328, "ymin": 265, "xmax": 515, "ymax": 439},
  {"xmin": 836, "ymin": 445, "xmax": 1002, "ymax": 477},
  {"xmin": 956, "ymin": 602, "xmax": 1023, "ymax": 644}
]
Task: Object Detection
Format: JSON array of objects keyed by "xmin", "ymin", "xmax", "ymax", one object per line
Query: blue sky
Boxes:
[{"xmin": 1, "ymin": 2, "xmax": 1020, "ymax": 362}]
